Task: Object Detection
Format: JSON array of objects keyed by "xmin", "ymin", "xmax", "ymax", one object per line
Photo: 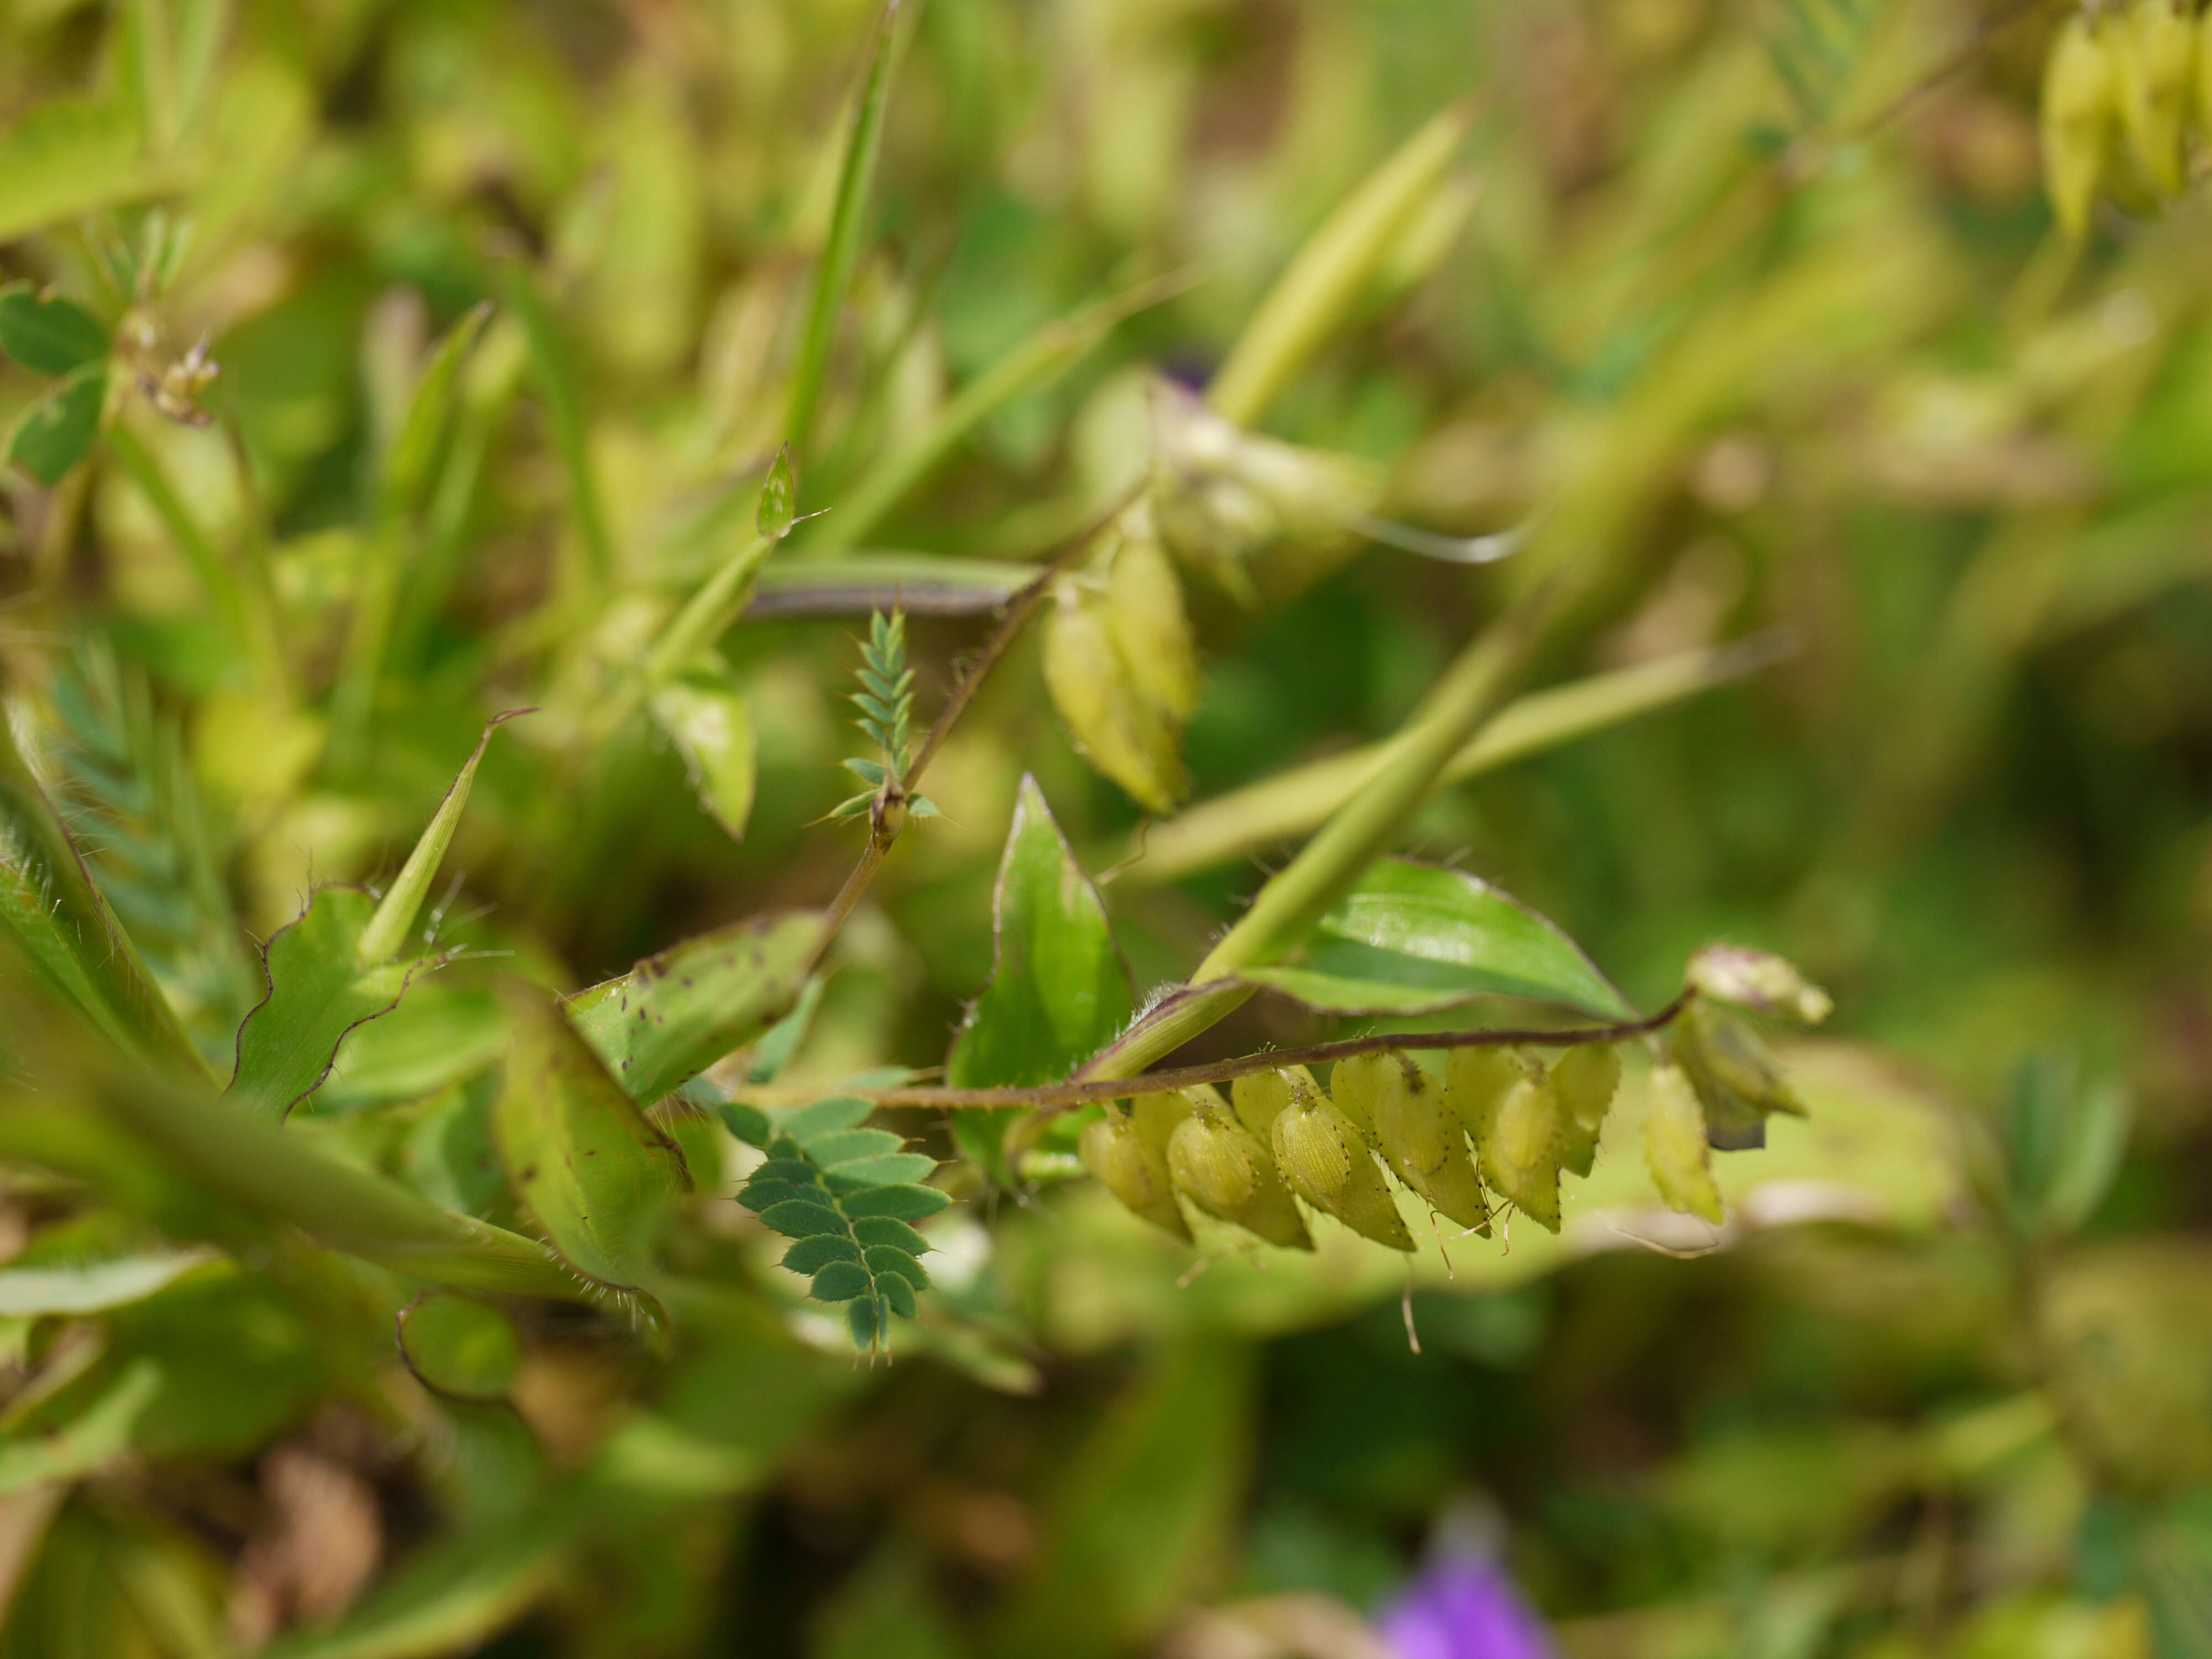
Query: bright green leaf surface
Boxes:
[
  {"xmin": 0, "ymin": 1249, "xmax": 216, "ymax": 1317},
  {"xmin": 227, "ymin": 888, "xmax": 415, "ymax": 1120},
  {"xmin": 8, "ymin": 363, "xmax": 105, "ymax": 486},
  {"xmin": 398, "ymin": 1292, "xmax": 524, "ymax": 1401},
  {"xmin": 493, "ymin": 983, "xmax": 689, "ymax": 1295},
  {"xmin": 0, "ymin": 284, "xmax": 109, "ymax": 374},
  {"xmin": 650, "ymin": 660, "xmax": 757, "ymax": 839},
  {"xmin": 566, "ymin": 910, "xmax": 822, "ymax": 1104},
  {"xmin": 0, "ymin": 97, "xmax": 174, "ymax": 243},
  {"xmin": 1238, "ymin": 858, "xmax": 1635, "ymax": 1019}
]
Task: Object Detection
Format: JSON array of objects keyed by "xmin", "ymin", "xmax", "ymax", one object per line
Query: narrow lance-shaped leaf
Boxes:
[
  {"xmin": 493, "ymin": 983, "xmax": 690, "ymax": 1298},
  {"xmin": 0, "ymin": 284, "xmax": 111, "ymax": 375},
  {"xmin": 565, "ymin": 910, "xmax": 823, "ymax": 1104},
  {"xmin": 946, "ymin": 778, "xmax": 1134, "ymax": 1181},
  {"xmin": 382, "ymin": 301, "xmax": 493, "ymax": 515},
  {"xmin": 358, "ymin": 712, "xmax": 523, "ymax": 967},
  {"xmin": 1236, "ymin": 858, "xmax": 1636, "ymax": 1020},
  {"xmin": 0, "ymin": 705, "xmax": 207, "ymax": 1077},
  {"xmin": 502, "ymin": 265, "xmax": 614, "ymax": 581}
]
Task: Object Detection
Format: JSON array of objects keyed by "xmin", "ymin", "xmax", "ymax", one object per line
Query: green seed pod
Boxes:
[
  {"xmin": 1080, "ymin": 1112, "xmax": 1192, "ymax": 1242},
  {"xmin": 1550, "ymin": 1043, "xmax": 1620, "ymax": 1179},
  {"xmin": 1042, "ymin": 578, "xmax": 1186, "ymax": 815},
  {"xmin": 1270, "ymin": 1082, "xmax": 1415, "ymax": 1251},
  {"xmin": 1673, "ymin": 1002, "xmax": 1804, "ymax": 1151},
  {"xmin": 1483, "ymin": 1072, "xmax": 1564, "ymax": 1232},
  {"xmin": 1106, "ymin": 518, "xmax": 1202, "ymax": 722},
  {"xmin": 1322, "ymin": 1058, "xmax": 1379, "ymax": 1143},
  {"xmin": 1360, "ymin": 1055, "xmax": 1491, "ymax": 1233},
  {"xmin": 1128, "ymin": 1088, "xmax": 1196, "ymax": 1159},
  {"xmin": 1232, "ymin": 1065, "xmax": 1317, "ymax": 1141},
  {"xmin": 1445, "ymin": 1046, "xmax": 1521, "ymax": 1143},
  {"xmin": 2043, "ymin": 10, "xmax": 2119, "ymax": 239},
  {"xmin": 1645, "ymin": 1063, "xmax": 1724, "ymax": 1224},
  {"xmin": 2115, "ymin": 0, "xmax": 2193, "ymax": 197},
  {"xmin": 1168, "ymin": 1103, "xmax": 1313, "ymax": 1250}
]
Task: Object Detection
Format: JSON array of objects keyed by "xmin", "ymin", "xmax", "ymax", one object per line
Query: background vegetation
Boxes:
[{"xmin": 1, "ymin": 0, "xmax": 2209, "ymax": 1655}]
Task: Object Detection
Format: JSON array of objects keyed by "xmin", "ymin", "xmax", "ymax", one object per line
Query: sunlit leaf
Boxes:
[
  {"xmin": 0, "ymin": 1249, "xmax": 216, "ymax": 1317},
  {"xmin": 0, "ymin": 97, "xmax": 174, "ymax": 243},
  {"xmin": 226, "ymin": 888, "xmax": 418, "ymax": 1121},
  {"xmin": 565, "ymin": 910, "xmax": 822, "ymax": 1104},
  {"xmin": 1237, "ymin": 859, "xmax": 1635, "ymax": 1019}
]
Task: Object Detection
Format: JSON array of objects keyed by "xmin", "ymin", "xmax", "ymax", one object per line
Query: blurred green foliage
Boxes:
[{"xmin": 2, "ymin": 0, "xmax": 2211, "ymax": 1656}]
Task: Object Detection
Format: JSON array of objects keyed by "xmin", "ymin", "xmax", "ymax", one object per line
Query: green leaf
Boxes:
[
  {"xmin": 803, "ymin": 1128, "xmax": 905, "ymax": 1165},
  {"xmin": 823, "ymin": 1152, "xmax": 936, "ymax": 1189},
  {"xmin": 502, "ymin": 265, "xmax": 614, "ymax": 582},
  {"xmin": 0, "ymin": 97, "xmax": 174, "ymax": 244},
  {"xmin": 840, "ymin": 1185, "xmax": 951, "ymax": 1223},
  {"xmin": 0, "ymin": 1359, "xmax": 162, "ymax": 1494},
  {"xmin": 785, "ymin": 0, "xmax": 909, "ymax": 460},
  {"xmin": 650, "ymin": 659, "xmax": 757, "ymax": 840},
  {"xmin": 226, "ymin": 888, "xmax": 418, "ymax": 1121},
  {"xmin": 776, "ymin": 1095, "xmax": 875, "ymax": 1140},
  {"xmin": 565, "ymin": 912, "xmax": 822, "ymax": 1105},
  {"xmin": 782, "ymin": 1235, "xmax": 860, "ymax": 1274},
  {"xmin": 382, "ymin": 301, "xmax": 493, "ymax": 514},
  {"xmin": 947, "ymin": 777, "xmax": 1134, "ymax": 1181},
  {"xmin": 358, "ymin": 713, "xmax": 521, "ymax": 967},
  {"xmin": 0, "ymin": 703, "xmax": 207, "ymax": 1078},
  {"xmin": 9, "ymin": 363, "xmax": 106, "ymax": 486},
  {"xmin": 850, "ymin": 1216, "xmax": 927, "ymax": 1254},
  {"xmin": 1236, "ymin": 858, "xmax": 1634, "ymax": 1019},
  {"xmin": 811, "ymin": 1261, "xmax": 870, "ymax": 1302},
  {"xmin": 0, "ymin": 1249, "xmax": 216, "ymax": 1317},
  {"xmin": 863, "ymin": 1248, "xmax": 927, "ymax": 1290},
  {"xmin": 758, "ymin": 442, "xmax": 797, "ymax": 539},
  {"xmin": 760, "ymin": 1199, "xmax": 847, "ymax": 1239},
  {"xmin": 0, "ymin": 284, "xmax": 110, "ymax": 375},
  {"xmin": 397, "ymin": 1292, "xmax": 524, "ymax": 1402},
  {"xmin": 493, "ymin": 984, "xmax": 689, "ymax": 1297}
]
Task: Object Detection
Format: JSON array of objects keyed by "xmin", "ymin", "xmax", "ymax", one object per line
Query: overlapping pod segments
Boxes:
[
  {"xmin": 1084, "ymin": 1040, "xmax": 1635, "ymax": 1251},
  {"xmin": 2042, "ymin": 1, "xmax": 2211, "ymax": 238}
]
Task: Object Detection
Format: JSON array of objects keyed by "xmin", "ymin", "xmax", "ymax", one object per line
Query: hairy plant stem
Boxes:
[{"xmin": 744, "ymin": 993, "xmax": 1691, "ymax": 1110}]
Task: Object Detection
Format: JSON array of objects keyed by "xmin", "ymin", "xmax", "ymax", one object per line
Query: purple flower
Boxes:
[{"xmin": 1375, "ymin": 1554, "xmax": 1557, "ymax": 1659}]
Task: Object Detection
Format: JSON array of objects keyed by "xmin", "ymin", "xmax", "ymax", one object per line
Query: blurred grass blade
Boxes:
[
  {"xmin": 1207, "ymin": 101, "xmax": 1472, "ymax": 428},
  {"xmin": 946, "ymin": 777, "xmax": 1133, "ymax": 1181},
  {"xmin": 785, "ymin": 0, "xmax": 909, "ymax": 464},
  {"xmin": 104, "ymin": 421, "xmax": 269, "ymax": 690},
  {"xmin": 358, "ymin": 712, "xmax": 522, "ymax": 967},
  {"xmin": 0, "ymin": 1249, "xmax": 216, "ymax": 1317},
  {"xmin": 565, "ymin": 911, "xmax": 823, "ymax": 1103},
  {"xmin": 1124, "ymin": 637, "xmax": 1787, "ymax": 884},
  {"xmin": 381, "ymin": 301, "xmax": 494, "ymax": 517},
  {"xmin": 811, "ymin": 270, "xmax": 1194, "ymax": 552},
  {"xmin": 0, "ymin": 97, "xmax": 175, "ymax": 243},
  {"xmin": 225, "ymin": 888, "xmax": 414, "ymax": 1120},
  {"xmin": 493, "ymin": 983, "xmax": 690, "ymax": 1298},
  {"xmin": 1233, "ymin": 857, "xmax": 1634, "ymax": 1019},
  {"xmin": 0, "ymin": 706, "xmax": 208, "ymax": 1078},
  {"xmin": 503, "ymin": 265, "xmax": 614, "ymax": 582}
]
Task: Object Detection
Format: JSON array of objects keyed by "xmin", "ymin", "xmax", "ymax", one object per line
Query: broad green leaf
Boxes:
[
  {"xmin": 0, "ymin": 703, "xmax": 206, "ymax": 1077},
  {"xmin": 358, "ymin": 713, "xmax": 521, "ymax": 967},
  {"xmin": 493, "ymin": 983, "xmax": 688, "ymax": 1295},
  {"xmin": 0, "ymin": 1249, "xmax": 216, "ymax": 1317},
  {"xmin": 323, "ymin": 983, "xmax": 504, "ymax": 1109},
  {"xmin": 650, "ymin": 659, "xmax": 757, "ymax": 839},
  {"xmin": 0, "ymin": 97, "xmax": 174, "ymax": 243},
  {"xmin": 8, "ymin": 363, "xmax": 106, "ymax": 486},
  {"xmin": 566, "ymin": 910, "xmax": 822, "ymax": 1104},
  {"xmin": 0, "ymin": 285, "xmax": 110, "ymax": 375},
  {"xmin": 0, "ymin": 1359, "xmax": 162, "ymax": 1494},
  {"xmin": 947, "ymin": 778, "xmax": 1133, "ymax": 1180},
  {"xmin": 1237, "ymin": 858, "xmax": 1634, "ymax": 1019},
  {"xmin": 226, "ymin": 888, "xmax": 416, "ymax": 1121},
  {"xmin": 398, "ymin": 1292, "xmax": 523, "ymax": 1401}
]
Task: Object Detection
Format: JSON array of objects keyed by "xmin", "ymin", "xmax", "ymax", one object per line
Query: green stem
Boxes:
[{"xmin": 591, "ymin": 533, "xmax": 777, "ymax": 744}]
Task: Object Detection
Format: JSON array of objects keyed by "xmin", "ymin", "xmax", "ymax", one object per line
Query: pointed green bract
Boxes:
[
  {"xmin": 0, "ymin": 284, "xmax": 110, "ymax": 375},
  {"xmin": 226, "ymin": 888, "xmax": 420, "ymax": 1119},
  {"xmin": 1237, "ymin": 858, "xmax": 1635, "ymax": 1019},
  {"xmin": 9, "ymin": 363, "xmax": 105, "ymax": 485},
  {"xmin": 758, "ymin": 443, "xmax": 797, "ymax": 540},
  {"xmin": 358, "ymin": 713, "xmax": 523, "ymax": 968},
  {"xmin": 493, "ymin": 983, "xmax": 689, "ymax": 1297},
  {"xmin": 565, "ymin": 910, "xmax": 822, "ymax": 1104},
  {"xmin": 947, "ymin": 778, "xmax": 1134, "ymax": 1181}
]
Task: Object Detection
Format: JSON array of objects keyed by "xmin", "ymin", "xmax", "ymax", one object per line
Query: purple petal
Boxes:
[{"xmin": 1376, "ymin": 1558, "xmax": 1557, "ymax": 1659}]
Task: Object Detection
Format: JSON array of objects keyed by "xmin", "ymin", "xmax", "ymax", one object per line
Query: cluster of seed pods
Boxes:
[
  {"xmin": 2043, "ymin": 0, "xmax": 2212, "ymax": 237},
  {"xmin": 1077, "ymin": 1042, "xmax": 1634, "ymax": 1253}
]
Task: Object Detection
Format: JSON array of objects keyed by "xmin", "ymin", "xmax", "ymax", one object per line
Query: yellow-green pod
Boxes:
[
  {"xmin": 1042, "ymin": 580, "xmax": 1186, "ymax": 814},
  {"xmin": 1645, "ymin": 1064, "xmax": 1724, "ymax": 1224},
  {"xmin": 1107, "ymin": 524, "xmax": 1202, "ymax": 722},
  {"xmin": 1327, "ymin": 1052, "xmax": 1395, "ymax": 1142},
  {"xmin": 1128, "ymin": 1088, "xmax": 1196, "ymax": 1159},
  {"xmin": 1168, "ymin": 1106, "xmax": 1313, "ymax": 1250},
  {"xmin": 1484, "ymin": 1074, "xmax": 1564, "ymax": 1232},
  {"xmin": 1080, "ymin": 1112, "xmax": 1192, "ymax": 1241},
  {"xmin": 1270, "ymin": 1082, "xmax": 1415, "ymax": 1251},
  {"xmin": 1550, "ymin": 1043, "xmax": 1621, "ymax": 1178},
  {"xmin": 2115, "ymin": 0, "xmax": 2193, "ymax": 197},
  {"xmin": 2043, "ymin": 10, "xmax": 2119, "ymax": 238},
  {"xmin": 1365, "ymin": 1057, "xmax": 1490, "ymax": 1233},
  {"xmin": 1445, "ymin": 1046, "xmax": 1521, "ymax": 1142},
  {"xmin": 1232, "ymin": 1065, "xmax": 1316, "ymax": 1141}
]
